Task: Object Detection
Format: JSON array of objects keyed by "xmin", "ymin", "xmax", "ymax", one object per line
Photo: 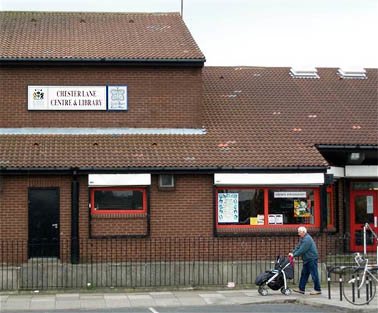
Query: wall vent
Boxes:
[
  {"xmin": 290, "ymin": 67, "xmax": 319, "ymax": 79},
  {"xmin": 337, "ymin": 68, "xmax": 367, "ymax": 79},
  {"xmin": 159, "ymin": 174, "xmax": 175, "ymax": 188}
]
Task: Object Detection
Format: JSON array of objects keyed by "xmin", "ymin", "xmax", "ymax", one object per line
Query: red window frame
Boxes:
[
  {"xmin": 215, "ymin": 186, "xmax": 321, "ymax": 229},
  {"xmin": 326, "ymin": 185, "xmax": 335, "ymax": 229},
  {"xmin": 90, "ymin": 187, "xmax": 147, "ymax": 215}
]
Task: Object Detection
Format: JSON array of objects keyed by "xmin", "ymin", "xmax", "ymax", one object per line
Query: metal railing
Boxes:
[
  {"xmin": 363, "ymin": 223, "xmax": 378, "ymax": 265},
  {"xmin": 0, "ymin": 235, "xmax": 354, "ymax": 291}
]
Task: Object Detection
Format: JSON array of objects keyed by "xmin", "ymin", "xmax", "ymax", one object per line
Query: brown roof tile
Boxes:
[
  {"xmin": 0, "ymin": 11, "xmax": 205, "ymax": 62},
  {"xmin": 202, "ymin": 67, "xmax": 378, "ymax": 147}
]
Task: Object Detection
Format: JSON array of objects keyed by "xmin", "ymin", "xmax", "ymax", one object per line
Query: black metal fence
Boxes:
[{"xmin": 0, "ymin": 235, "xmax": 358, "ymax": 291}]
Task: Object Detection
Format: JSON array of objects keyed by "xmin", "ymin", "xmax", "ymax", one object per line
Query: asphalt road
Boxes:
[{"xmin": 6, "ymin": 303, "xmax": 343, "ymax": 313}]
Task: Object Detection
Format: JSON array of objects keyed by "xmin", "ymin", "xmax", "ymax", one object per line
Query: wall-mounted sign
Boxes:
[
  {"xmin": 218, "ymin": 193, "xmax": 239, "ymax": 223},
  {"xmin": 274, "ymin": 191, "xmax": 306, "ymax": 198},
  {"xmin": 28, "ymin": 85, "xmax": 127, "ymax": 111}
]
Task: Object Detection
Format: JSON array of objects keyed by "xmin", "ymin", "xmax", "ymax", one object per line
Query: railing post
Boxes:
[
  {"xmin": 71, "ymin": 174, "xmax": 80, "ymax": 264},
  {"xmin": 339, "ymin": 272, "xmax": 343, "ymax": 301},
  {"xmin": 327, "ymin": 270, "xmax": 331, "ymax": 299},
  {"xmin": 363, "ymin": 223, "xmax": 367, "ymax": 256}
]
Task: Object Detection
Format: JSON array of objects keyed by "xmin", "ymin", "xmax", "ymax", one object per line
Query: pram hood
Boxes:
[{"xmin": 274, "ymin": 256, "xmax": 294, "ymax": 280}]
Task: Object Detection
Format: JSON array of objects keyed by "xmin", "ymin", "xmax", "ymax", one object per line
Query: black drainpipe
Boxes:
[{"xmin": 71, "ymin": 170, "xmax": 80, "ymax": 264}]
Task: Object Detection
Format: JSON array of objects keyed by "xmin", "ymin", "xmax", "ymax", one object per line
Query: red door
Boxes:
[{"xmin": 350, "ymin": 189, "xmax": 378, "ymax": 252}]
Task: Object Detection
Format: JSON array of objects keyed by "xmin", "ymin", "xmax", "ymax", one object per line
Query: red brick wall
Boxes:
[
  {"xmin": 90, "ymin": 215, "xmax": 148, "ymax": 237},
  {"xmin": 149, "ymin": 174, "xmax": 213, "ymax": 238},
  {"xmin": 0, "ymin": 173, "xmax": 346, "ymax": 263},
  {"xmin": 0, "ymin": 175, "xmax": 72, "ymax": 241},
  {"xmin": 0, "ymin": 65, "xmax": 203, "ymax": 128}
]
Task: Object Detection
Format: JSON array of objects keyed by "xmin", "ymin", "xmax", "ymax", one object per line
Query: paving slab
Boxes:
[
  {"xmin": 80, "ymin": 299, "xmax": 106, "ymax": 309},
  {"xmin": 29, "ymin": 298, "xmax": 55, "ymax": 310},
  {"xmin": 128, "ymin": 294, "xmax": 156, "ymax": 307},
  {"xmin": 104, "ymin": 293, "xmax": 131, "ymax": 308},
  {"xmin": 55, "ymin": 300, "xmax": 81, "ymax": 310},
  {"xmin": 0, "ymin": 287, "xmax": 377, "ymax": 312},
  {"xmin": 175, "ymin": 296, "xmax": 207, "ymax": 306},
  {"xmin": 55, "ymin": 293, "xmax": 80, "ymax": 300}
]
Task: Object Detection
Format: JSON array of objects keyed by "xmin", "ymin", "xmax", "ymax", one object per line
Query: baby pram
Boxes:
[{"xmin": 255, "ymin": 256, "xmax": 294, "ymax": 296}]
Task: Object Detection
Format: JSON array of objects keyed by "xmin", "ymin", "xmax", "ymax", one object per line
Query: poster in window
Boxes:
[
  {"xmin": 275, "ymin": 214, "xmax": 283, "ymax": 224},
  {"xmin": 294, "ymin": 200, "xmax": 311, "ymax": 217},
  {"xmin": 366, "ymin": 196, "xmax": 373, "ymax": 214},
  {"xmin": 257, "ymin": 214, "xmax": 265, "ymax": 225},
  {"xmin": 268, "ymin": 214, "xmax": 276, "ymax": 224},
  {"xmin": 268, "ymin": 214, "xmax": 283, "ymax": 224},
  {"xmin": 218, "ymin": 193, "xmax": 239, "ymax": 223}
]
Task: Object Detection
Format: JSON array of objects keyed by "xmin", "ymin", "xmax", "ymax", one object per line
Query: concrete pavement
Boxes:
[{"xmin": 0, "ymin": 287, "xmax": 377, "ymax": 312}]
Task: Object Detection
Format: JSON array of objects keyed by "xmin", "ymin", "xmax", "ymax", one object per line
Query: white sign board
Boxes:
[
  {"xmin": 28, "ymin": 86, "xmax": 127, "ymax": 111},
  {"xmin": 274, "ymin": 192, "xmax": 307, "ymax": 198},
  {"xmin": 88, "ymin": 174, "xmax": 151, "ymax": 186},
  {"xmin": 214, "ymin": 173, "xmax": 324, "ymax": 185},
  {"xmin": 108, "ymin": 86, "xmax": 128, "ymax": 110},
  {"xmin": 218, "ymin": 193, "xmax": 239, "ymax": 223}
]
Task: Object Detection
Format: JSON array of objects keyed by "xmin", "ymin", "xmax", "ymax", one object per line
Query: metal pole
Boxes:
[
  {"xmin": 181, "ymin": 0, "xmax": 184, "ymax": 18},
  {"xmin": 363, "ymin": 223, "xmax": 367, "ymax": 256}
]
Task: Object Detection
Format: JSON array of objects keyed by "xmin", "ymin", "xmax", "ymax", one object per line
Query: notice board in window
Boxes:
[{"xmin": 218, "ymin": 193, "xmax": 239, "ymax": 223}]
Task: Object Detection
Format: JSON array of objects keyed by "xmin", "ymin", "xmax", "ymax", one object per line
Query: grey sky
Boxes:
[{"xmin": 1, "ymin": 0, "xmax": 377, "ymax": 68}]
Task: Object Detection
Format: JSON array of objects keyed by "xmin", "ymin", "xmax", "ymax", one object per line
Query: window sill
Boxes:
[
  {"xmin": 216, "ymin": 226, "xmax": 320, "ymax": 236},
  {"xmin": 91, "ymin": 213, "xmax": 147, "ymax": 219}
]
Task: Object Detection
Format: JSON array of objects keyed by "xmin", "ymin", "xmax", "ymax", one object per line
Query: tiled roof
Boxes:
[
  {"xmin": 0, "ymin": 11, "xmax": 205, "ymax": 62},
  {"xmin": 0, "ymin": 67, "xmax": 377, "ymax": 170},
  {"xmin": 202, "ymin": 67, "xmax": 378, "ymax": 147},
  {"xmin": 0, "ymin": 133, "xmax": 326, "ymax": 170}
]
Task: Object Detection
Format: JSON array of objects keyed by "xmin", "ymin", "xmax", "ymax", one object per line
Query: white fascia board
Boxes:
[
  {"xmin": 0, "ymin": 128, "xmax": 206, "ymax": 135},
  {"xmin": 345, "ymin": 166, "xmax": 378, "ymax": 178},
  {"xmin": 327, "ymin": 167, "xmax": 345, "ymax": 178},
  {"xmin": 214, "ymin": 173, "xmax": 324, "ymax": 186},
  {"xmin": 88, "ymin": 174, "xmax": 151, "ymax": 186}
]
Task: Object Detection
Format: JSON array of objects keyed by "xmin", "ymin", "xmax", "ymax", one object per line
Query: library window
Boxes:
[
  {"xmin": 216, "ymin": 187, "xmax": 320, "ymax": 228},
  {"xmin": 90, "ymin": 187, "xmax": 147, "ymax": 215}
]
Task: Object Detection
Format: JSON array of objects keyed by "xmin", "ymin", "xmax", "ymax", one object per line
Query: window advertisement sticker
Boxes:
[
  {"xmin": 294, "ymin": 199, "xmax": 311, "ymax": 217},
  {"xmin": 218, "ymin": 193, "xmax": 239, "ymax": 223},
  {"xmin": 366, "ymin": 196, "xmax": 373, "ymax": 214}
]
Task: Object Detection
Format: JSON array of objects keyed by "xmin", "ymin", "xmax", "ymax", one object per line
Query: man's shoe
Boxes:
[
  {"xmin": 309, "ymin": 290, "xmax": 321, "ymax": 295},
  {"xmin": 293, "ymin": 289, "xmax": 305, "ymax": 294}
]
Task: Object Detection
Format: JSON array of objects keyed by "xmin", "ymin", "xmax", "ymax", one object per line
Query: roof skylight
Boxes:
[
  {"xmin": 337, "ymin": 68, "xmax": 367, "ymax": 79},
  {"xmin": 290, "ymin": 67, "xmax": 319, "ymax": 79}
]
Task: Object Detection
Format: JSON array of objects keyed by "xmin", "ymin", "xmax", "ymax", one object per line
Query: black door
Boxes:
[{"xmin": 28, "ymin": 188, "xmax": 60, "ymax": 258}]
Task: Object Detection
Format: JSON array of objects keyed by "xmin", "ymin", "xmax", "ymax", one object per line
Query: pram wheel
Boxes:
[
  {"xmin": 258, "ymin": 286, "xmax": 269, "ymax": 296},
  {"xmin": 280, "ymin": 287, "xmax": 292, "ymax": 296}
]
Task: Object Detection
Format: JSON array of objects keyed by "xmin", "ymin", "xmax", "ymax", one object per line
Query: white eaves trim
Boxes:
[
  {"xmin": 0, "ymin": 127, "xmax": 206, "ymax": 135},
  {"xmin": 327, "ymin": 167, "xmax": 345, "ymax": 178},
  {"xmin": 214, "ymin": 173, "xmax": 324, "ymax": 186},
  {"xmin": 345, "ymin": 166, "xmax": 378, "ymax": 178},
  {"xmin": 88, "ymin": 174, "xmax": 151, "ymax": 186}
]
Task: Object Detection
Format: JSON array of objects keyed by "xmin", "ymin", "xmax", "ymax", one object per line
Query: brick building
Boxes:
[{"xmin": 0, "ymin": 11, "xmax": 377, "ymax": 267}]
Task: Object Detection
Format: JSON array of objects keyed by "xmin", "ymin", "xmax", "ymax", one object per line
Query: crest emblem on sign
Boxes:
[
  {"xmin": 33, "ymin": 89, "xmax": 44, "ymax": 100},
  {"xmin": 110, "ymin": 88, "xmax": 125, "ymax": 101}
]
